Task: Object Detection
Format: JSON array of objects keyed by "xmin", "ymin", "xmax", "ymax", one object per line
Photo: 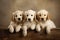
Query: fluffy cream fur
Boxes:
[
  {"xmin": 8, "ymin": 9, "xmax": 56, "ymax": 36},
  {"xmin": 22, "ymin": 10, "xmax": 36, "ymax": 36},
  {"xmin": 36, "ymin": 9, "xmax": 56, "ymax": 34},
  {"xmin": 8, "ymin": 10, "xmax": 23, "ymax": 33}
]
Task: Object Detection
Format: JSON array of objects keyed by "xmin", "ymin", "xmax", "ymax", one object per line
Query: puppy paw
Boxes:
[
  {"xmin": 36, "ymin": 24, "xmax": 41, "ymax": 32},
  {"xmin": 8, "ymin": 25, "xmax": 14, "ymax": 33},
  {"xmin": 31, "ymin": 27, "xmax": 35, "ymax": 30},
  {"xmin": 23, "ymin": 31, "xmax": 27, "ymax": 36},
  {"xmin": 31, "ymin": 25, "xmax": 35, "ymax": 30},
  {"xmin": 15, "ymin": 25, "xmax": 21, "ymax": 32},
  {"xmin": 36, "ymin": 28, "xmax": 41, "ymax": 32},
  {"xmin": 46, "ymin": 27, "xmax": 51, "ymax": 34}
]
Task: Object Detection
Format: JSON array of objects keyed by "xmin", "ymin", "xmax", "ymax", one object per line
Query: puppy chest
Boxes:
[
  {"xmin": 40, "ymin": 23, "xmax": 46, "ymax": 29},
  {"xmin": 24, "ymin": 22, "xmax": 32, "ymax": 28}
]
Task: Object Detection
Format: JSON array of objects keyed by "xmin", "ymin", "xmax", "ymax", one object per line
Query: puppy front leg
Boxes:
[
  {"xmin": 30, "ymin": 24, "xmax": 35, "ymax": 30},
  {"xmin": 46, "ymin": 27, "xmax": 51, "ymax": 34},
  {"xmin": 22, "ymin": 26, "xmax": 27, "ymax": 36},
  {"xmin": 36, "ymin": 24, "xmax": 41, "ymax": 32},
  {"xmin": 8, "ymin": 25, "xmax": 14, "ymax": 33},
  {"xmin": 15, "ymin": 25, "xmax": 21, "ymax": 32}
]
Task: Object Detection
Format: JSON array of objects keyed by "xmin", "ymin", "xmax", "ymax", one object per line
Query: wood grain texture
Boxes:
[{"xmin": 0, "ymin": 28, "xmax": 60, "ymax": 40}]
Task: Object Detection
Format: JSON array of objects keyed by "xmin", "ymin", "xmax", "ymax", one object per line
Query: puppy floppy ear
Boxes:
[
  {"xmin": 22, "ymin": 13, "xmax": 26, "ymax": 22},
  {"xmin": 11, "ymin": 12, "xmax": 15, "ymax": 22},
  {"xmin": 33, "ymin": 11, "xmax": 36, "ymax": 21},
  {"xmin": 46, "ymin": 15, "xmax": 49, "ymax": 20},
  {"xmin": 34, "ymin": 14, "xmax": 36, "ymax": 21},
  {"xmin": 36, "ymin": 14, "xmax": 40, "ymax": 21}
]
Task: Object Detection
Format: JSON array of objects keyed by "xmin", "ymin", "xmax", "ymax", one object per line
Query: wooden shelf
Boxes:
[{"xmin": 0, "ymin": 28, "xmax": 60, "ymax": 40}]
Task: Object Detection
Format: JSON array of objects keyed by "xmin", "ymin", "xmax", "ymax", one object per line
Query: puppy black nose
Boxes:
[
  {"xmin": 41, "ymin": 18, "xmax": 44, "ymax": 21},
  {"xmin": 28, "ymin": 18, "xmax": 31, "ymax": 21},
  {"xmin": 18, "ymin": 18, "xmax": 20, "ymax": 20}
]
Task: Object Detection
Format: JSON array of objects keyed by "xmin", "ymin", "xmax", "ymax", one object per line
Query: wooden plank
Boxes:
[{"xmin": 0, "ymin": 28, "xmax": 60, "ymax": 40}]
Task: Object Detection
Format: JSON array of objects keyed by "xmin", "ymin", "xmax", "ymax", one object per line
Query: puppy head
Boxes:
[
  {"xmin": 12, "ymin": 10, "xmax": 23, "ymax": 22},
  {"xmin": 24, "ymin": 10, "xmax": 36, "ymax": 22},
  {"xmin": 36, "ymin": 10, "xmax": 49, "ymax": 22}
]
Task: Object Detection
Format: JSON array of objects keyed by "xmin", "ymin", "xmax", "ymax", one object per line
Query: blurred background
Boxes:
[{"xmin": 0, "ymin": 0, "xmax": 60, "ymax": 29}]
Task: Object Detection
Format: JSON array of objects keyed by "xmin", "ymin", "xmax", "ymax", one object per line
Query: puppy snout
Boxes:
[
  {"xmin": 18, "ymin": 18, "xmax": 20, "ymax": 20},
  {"xmin": 41, "ymin": 18, "xmax": 44, "ymax": 21},
  {"xmin": 28, "ymin": 18, "xmax": 31, "ymax": 21}
]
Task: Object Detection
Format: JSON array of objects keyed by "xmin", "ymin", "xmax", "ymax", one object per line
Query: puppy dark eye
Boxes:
[
  {"xmin": 44, "ymin": 14, "xmax": 46, "ymax": 16},
  {"xmin": 39, "ymin": 14, "xmax": 41, "ymax": 16},
  {"xmin": 16, "ymin": 15, "xmax": 17, "ymax": 17},
  {"xmin": 31, "ymin": 15, "xmax": 33, "ymax": 16},
  {"xmin": 20, "ymin": 15, "xmax": 22, "ymax": 16},
  {"xmin": 27, "ymin": 15, "xmax": 28, "ymax": 16}
]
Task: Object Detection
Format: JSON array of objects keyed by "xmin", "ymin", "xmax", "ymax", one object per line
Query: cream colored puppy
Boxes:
[
  {"xmin": 36, "ymin": 9, "xmax": 56, "ymax": 34},
  {"xmin": 22, "ymin": 10, "xmax": 36, "ymax": 36},
  {"xmin": 8, "ymin": 10, "xmax": 23, "ymax": 33}
]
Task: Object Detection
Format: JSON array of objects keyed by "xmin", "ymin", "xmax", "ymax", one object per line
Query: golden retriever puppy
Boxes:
[
  {"xmin": 22, "ymin": 10, "xmax": 36, "ymax": 36},
  {"xmin": 8, "ymin": 10, "xmax": 23, "ymax": 33},
  {"xmin": 36, "ymin": 9, "xmax": 56, "ymax": 34}
]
